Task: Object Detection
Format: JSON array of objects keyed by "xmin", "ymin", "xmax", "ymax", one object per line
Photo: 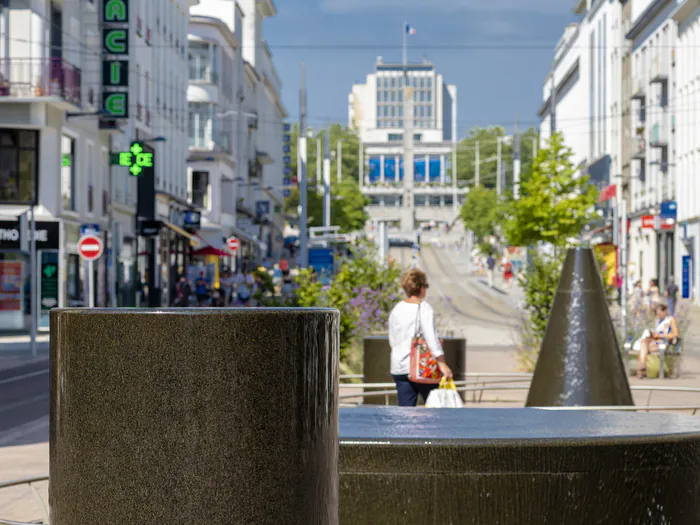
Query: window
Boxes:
[
  {"xmin": 188, "ymin": 41, "xmax": 217, "ymax": 83},
  {"xmin": 0, "ymin": 130, "xmax": 38, "ymax": 204},
  {"xmin": 191, "ymin": 171, "xmax": 210, "ymax": 209},
  {"xmin": 188, "ymin": 102, "xmax": 215, "ymax": 148},
  {"xmin": 61, "ymin": 135, "xmax": 76, "ymax": 211}
]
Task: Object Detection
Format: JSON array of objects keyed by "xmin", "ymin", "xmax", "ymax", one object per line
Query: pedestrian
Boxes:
[
  {"xmin": 220, "ymin": 268, "xmax": 235, "ymax": 306},
  {"xmin": 388, "ymin": 268, "xmax": 453, "ymax": 407},
  {"xmin": 486, "ymin": 253, "xmax": 496, "ymax": 288},
  {"xmin": 636, "ymin": 303, "xmax": 679, "ymax": 378},
  {"xmin": 503, "ymin": 258, "xmax": 514, "ymax": 289},
  {"xmin": 647, "ymin": 279, "xmax": 661, "ymax": 308},
  {"xmin": 194, "ymin": 272, "xmax": 209, "ymax": 306},
  {"xmin": 280, "ymin": 256, "xmax": 289, "ymax": 277},
  {"xmin": 174, "ymin": 275, "xmax": 191, "ymax": 307},
  {"xmin": 236, "ymin": 271, "xmax": 254, "ymax": 306},
  {"xmin": 665, "ymin": 276, "xmax": 679, "ymax": 316}
]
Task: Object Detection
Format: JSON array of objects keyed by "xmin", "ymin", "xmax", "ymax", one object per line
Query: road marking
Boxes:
[
  {"xmin": 0, "ymin": 394, "xmax": 49, "ymax": 415},
  {"xmin": 0, "ymin": 416, "xmax": 49, "ymax": 447},
  {"xmin": 0, "ymin": 369, "xmax": 49, "ymax": 386}
]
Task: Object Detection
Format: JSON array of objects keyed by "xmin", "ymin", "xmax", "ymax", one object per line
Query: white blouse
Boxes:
[{"xmin": 388, "ymin": 301, "xmax": 443, "ymax": 376}]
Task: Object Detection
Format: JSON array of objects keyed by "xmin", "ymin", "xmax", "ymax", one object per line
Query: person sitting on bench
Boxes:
[{"xmin": 637, "ymin": 303, "xmax": 679, "ymax": 378}]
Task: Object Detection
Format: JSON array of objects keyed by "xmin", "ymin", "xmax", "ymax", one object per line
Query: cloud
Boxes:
[{"xmin": 320, "ymin": 0, "xmax": 571, "ymax": 14}]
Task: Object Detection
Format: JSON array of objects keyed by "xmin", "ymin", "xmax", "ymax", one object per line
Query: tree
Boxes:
[
  {"xmin": 503, "ymin": 132, "xmax": 598, "ymax": 250},
  {"xmin": 283, "ymin": 122, "xmax": 368, "ymax": 232},
  {"xmin": 459, "ymin": 186, "xmax": 505, "ymax": 241},
  {"xmin": 456, "ymin": 126, "xmax": 539, "ymax": 191}
]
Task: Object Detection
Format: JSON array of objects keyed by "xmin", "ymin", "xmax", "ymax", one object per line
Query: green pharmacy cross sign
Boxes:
[{"xmin": 119, "ymin": 142, "xmax": 154, "ymax": 177}]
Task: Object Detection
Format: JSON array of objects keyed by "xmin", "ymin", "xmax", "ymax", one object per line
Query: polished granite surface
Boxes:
[
  {"xmin": 340, "ymin": 407, "xmax": 700, "ymax": 524},
  {"xmin": 51, "ymin": 308, "xmax": 340, "ymax": 525},
  {"xmin": 527, "ymin": 247, "xmax": 634, "ymax": 407}
]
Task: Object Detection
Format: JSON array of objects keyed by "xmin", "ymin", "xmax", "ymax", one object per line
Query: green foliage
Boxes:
[
  {"xmin": 460, "ymin": 186, "xmax": 506, "ymax": 241},
  {"xmin": 478, "ymin": 242, "xmax": 497, "ymax": 257},
  {"xmin": 283, "ymin": 123, "xmax": 368, "ymax": 233},
  {"xmin": 503, "ymin": 133, "xmax": 599, "ymax": 249},
  {"xmin": 456, "ymin": 126, "xmax": 539, "ymax": 190},
  {"xmin": 294, "ymin": 242, "xmax": 402, "ymax": 368},
  {"xmin": 522, "ymin": 252, "xmax": 564, "ymax": 340}
]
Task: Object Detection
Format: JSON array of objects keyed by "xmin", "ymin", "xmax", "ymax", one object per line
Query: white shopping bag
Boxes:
[
  {"xmin": 632, "ymin": 329, "xmax": 651, "ymax": 352},
  {"xmin": 425, "ymin": 378, "xmax": 464, "ymax": 408}
]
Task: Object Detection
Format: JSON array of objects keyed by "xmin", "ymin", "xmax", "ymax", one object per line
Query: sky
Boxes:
[{"xmin": 266, "ymin": 0, "xmax": 577, "ymax": 138}]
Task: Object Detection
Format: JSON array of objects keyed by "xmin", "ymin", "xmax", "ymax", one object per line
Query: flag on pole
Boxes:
[{"xmin": 406, "ymin": 24, "xmax": 417, "ymax": 36}]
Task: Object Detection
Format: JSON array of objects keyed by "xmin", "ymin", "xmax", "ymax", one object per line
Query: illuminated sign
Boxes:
[
  {"xmin": 61, "ymin": 154, "xmax": 71, "ymax": 167},
  {"xmin": 101, "ymin": 0, "xmax": 129, "ymax": 119},
  {"xmin": 118, "ymin": 142, "xmax": 154, "ymax": 177}
]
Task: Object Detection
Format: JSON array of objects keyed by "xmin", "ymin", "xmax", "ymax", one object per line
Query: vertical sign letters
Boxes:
[{"xmin": 102, "ymin": 0, "xmax": 130, "ymax": 118}]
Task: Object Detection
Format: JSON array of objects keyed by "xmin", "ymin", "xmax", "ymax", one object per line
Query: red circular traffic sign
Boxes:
[
  {"xmin": 77, "ymin": 235, "xmax": 104, "ymax": 261},
  {"xmin": 227, "ymin": 237, "xmax": 240, "ymax": 252}
]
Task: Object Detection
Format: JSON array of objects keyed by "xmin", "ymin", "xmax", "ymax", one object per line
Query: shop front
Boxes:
[
  {"xmin": 0, "ymin": 218, "xmax": 60, "ymax": 334},
  {"xmin": 155, "ymin": 199, "xmax": 200, "ymax": 306}
]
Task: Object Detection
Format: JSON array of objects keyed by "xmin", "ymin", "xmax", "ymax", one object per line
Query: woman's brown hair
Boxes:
[{"xmin": 402, "ymin": 268, "xmax": 428, "ymax": 298}]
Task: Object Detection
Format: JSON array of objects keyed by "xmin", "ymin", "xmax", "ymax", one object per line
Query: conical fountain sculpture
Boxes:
[{"xmin": 526, "ymin": 247, "xmax": 634, "ymax": 407}]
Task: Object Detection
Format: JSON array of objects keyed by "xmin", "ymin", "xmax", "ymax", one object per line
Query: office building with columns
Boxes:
[{"xmin": 348, "ymin": 58, "xmax": 463, "ymax": 232}]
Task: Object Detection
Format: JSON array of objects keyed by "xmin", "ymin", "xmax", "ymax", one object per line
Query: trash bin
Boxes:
[{"xmin": 362, "ymin": 336, "xmax": 467, "ymax": 405}]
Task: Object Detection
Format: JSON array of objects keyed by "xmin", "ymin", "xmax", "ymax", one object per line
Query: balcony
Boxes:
[{"xmin": 0, "ymin": 58, "xmax": 81, "ymax": 109}]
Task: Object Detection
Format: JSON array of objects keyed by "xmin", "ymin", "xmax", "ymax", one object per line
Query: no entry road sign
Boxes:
[
  {"xmin": 77, "ymin": 235, "xmax": 103, "ymax": 261},
  {"xmin": 227, "ymin": 237, "xmax": 240, "ymax": 252}
]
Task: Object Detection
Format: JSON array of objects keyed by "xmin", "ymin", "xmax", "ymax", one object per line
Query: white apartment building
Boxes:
[
  {"xmin": 348, "ymin": 59, "xmax": 461, "ymax": 232},
  {"xmin": 190, "ymin": 0, "xmax": 286, "ymax": 265},
  {"xmin": 539, "ymin": 0, "xmax": 624, "ymax": 207},
  {"xmin": 0, "ymin": 0, "xmax": 198, "ymax": 330},
  {"xmin": 673, "ymin": 0, "xmax": 700, "ymax": 299},
  {"xmin": 626, "ymin": 0, "xmax": 679, "ymax": 292},
  {"xmin": 0, "ymin": 0, "xmax": 101, "ymax": 333},
  {"xmin": 111, "ymin": 0, "xmax": 196, "ymax": 309},
  {"xmin": 187, "ymin": 13, "xmax": 242, "ymax": 271}
]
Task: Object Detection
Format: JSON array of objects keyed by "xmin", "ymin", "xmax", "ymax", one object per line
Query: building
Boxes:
[
  {"xmin": 0, "ymin": 0, "xmax": 198, "ymax": 334},
  {"xmin": 190, "ymin": 0, "xmax": 287, "ymax": 267},
  {"xmin": 673, "ymin": 0, "xmax": 700, "ymax": 299},
  {"xmin": 187, "ymin": 13, "xmax": 242, "ymax": 281},
  {"xmin": 626, "ymin": 0, "xmax": 679, "ymax": 292},
  {"xmin": 538, "ymin": 0, "xmax": 624, "ymax": 211},
  {"xmin": 0, "ymin": 0, "xmax": 101, "ymax": 333},
  {"xmin": 348, "ymin": 58, "xmax": 462, "ymax": 233}
]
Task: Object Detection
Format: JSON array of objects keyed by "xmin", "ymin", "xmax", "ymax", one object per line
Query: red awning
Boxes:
[{"xmin": 192, "ymin": 245, "xmax": 231, "ymax": 257}]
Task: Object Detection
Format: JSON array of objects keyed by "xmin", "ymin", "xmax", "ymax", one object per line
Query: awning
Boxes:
[
  {"xmin": 192, "ymin": 245, "xmax": 231, "ymax": 257},
  {"xmin": 256, "ymin": 150, "xmax": 273, "ymax": 165},
  {"xmin": 163, "ymin": 222, "xmax": 201, "ymax": 247}
]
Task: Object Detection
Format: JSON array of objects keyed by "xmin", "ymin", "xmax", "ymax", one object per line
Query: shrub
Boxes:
[{"xmin": 295, "ymin": 241, "xmax": 402, "ymax": 372}]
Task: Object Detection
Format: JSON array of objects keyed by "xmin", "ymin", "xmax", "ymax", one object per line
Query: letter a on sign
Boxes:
[{"xmin": 104, "ymin": 0, "xmax": 128, "ymax": 23}]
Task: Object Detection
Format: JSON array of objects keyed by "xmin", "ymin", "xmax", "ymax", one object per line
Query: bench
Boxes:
[{"xmin": 624, "ymin": 336, "xmax": 683, "ymax": 379}]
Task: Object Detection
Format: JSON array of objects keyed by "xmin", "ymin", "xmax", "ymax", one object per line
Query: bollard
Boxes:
[
  {"xmin": 50, "ymin": 308, "xmax": 339, "ymax": 525},
  {"xmin": 526, "ymin": 247, "xmax": 633, "ymax": 407}
]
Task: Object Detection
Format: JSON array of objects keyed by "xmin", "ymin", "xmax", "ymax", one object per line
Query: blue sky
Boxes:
[{"xmin": 266, "ymin": 0, "xmax": 576, "ymax": 137}]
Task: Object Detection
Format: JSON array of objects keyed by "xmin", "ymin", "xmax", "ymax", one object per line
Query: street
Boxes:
[
  {"xmin": 3, "ymin": 245, "xmax": 700, "ymax": 521},
  {"xmin": 0, "ymin": 360, "xmax": 49, "ymax": 437}
]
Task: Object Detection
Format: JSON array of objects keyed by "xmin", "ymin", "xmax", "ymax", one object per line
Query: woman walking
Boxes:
[{"xmin": 389, "ymin": 268, "xmax": 453, "ymax": 407}]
